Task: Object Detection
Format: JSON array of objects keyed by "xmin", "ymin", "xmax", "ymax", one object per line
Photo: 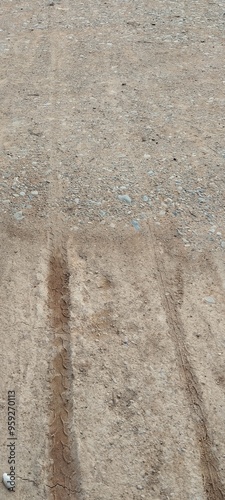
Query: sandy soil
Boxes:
[{"xmin": 1, "ymin": 0, "xmax": 225, "ymax": 499}]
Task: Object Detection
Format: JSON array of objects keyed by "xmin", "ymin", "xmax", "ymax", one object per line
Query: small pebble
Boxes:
[
  {"xmin": 131, "ymin": 220, "xmax": 140, "ymax": 231},
  {"xmin": 143, "ymin": 195, "xmax": 149, "ymax": 202},
  {"xmin": 118, "ymin": 194, "xmax": 132, "ymax": 204},
  {"xmin": 14, "ymin": 211, "xmax": 24, "ymax": 221},
  {"xmin": 221, "ymin": 241, "xmax": 225, "ymax": 249},
  {"xmin": 31, "ymin": 190, "xmax": 38, "ymax": 196},
  {"xmin": 2, "ymin": 473, "xmax": 13, "ymax": 490},
  {"xmin": 204, "ymin": 296, "xmax": 215, "ymax": 304}
]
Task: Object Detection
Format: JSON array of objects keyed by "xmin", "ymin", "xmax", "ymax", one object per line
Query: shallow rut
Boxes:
[
  {"xmin": 47, "ymin": 243, "xmax": 81, "ymax": 499},
  {"xmin": 152, "ymin": 226, "xmax": 225, "ymax": 500}
]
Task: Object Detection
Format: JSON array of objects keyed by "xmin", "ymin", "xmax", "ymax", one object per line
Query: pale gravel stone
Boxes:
[{"xmin": 118, "ymin": 194, "xmax": 132, "ymax": 204}]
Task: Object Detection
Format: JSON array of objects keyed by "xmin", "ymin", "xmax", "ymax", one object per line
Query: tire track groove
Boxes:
[
  {"xmin": 47, "ymin": 244, "xmax": 81, "ymax": 499},
  {"xmin": 151, "ymin": 227, "xmax": 225, "ymax": 500}
]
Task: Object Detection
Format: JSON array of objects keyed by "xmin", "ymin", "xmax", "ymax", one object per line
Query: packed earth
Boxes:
[{"xmin": 1, "ymin": 0, "xmax": 225, "ymax": 499}]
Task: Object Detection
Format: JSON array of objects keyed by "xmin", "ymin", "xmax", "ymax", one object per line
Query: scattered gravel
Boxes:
[{"xmin": 1, "ymin": 0, "xmax": 224, "ymax": 257}]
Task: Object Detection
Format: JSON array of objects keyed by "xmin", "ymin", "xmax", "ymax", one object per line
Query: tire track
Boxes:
[
  {"xmin": 45, "ymin": 3, "xmax": 82, "ymax": 496},
  {"xmin": 47, "ymin": 242, "xmax": 81, "ymax": 499},
  {"xmin": 151, "ymin": 225, "xmax": 225, "ymax": 500}
]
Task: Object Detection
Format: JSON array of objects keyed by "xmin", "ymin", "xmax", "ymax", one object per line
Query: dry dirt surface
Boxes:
[{"xmin": 1, "ymin": 0, "xmax": 225, "ymax": 499}]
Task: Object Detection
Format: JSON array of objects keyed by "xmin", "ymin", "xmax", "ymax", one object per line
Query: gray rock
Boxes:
[
  {"xmin": 143, "ymin": 195, "xmax": 149, "ymax": 202},
  {"xmin": 14, "ymin": 211, "xmax": 24, "ymax": 221},
  {"xmin": 118, "ymin": 194, "xmax": 132, "ymax": 204},
  {"xmin": 221, "ymin": 241, "xmax": 225, "ymax": 249},
  {"xmin": 131, "ymin": 220, "xmax": 140, "ymax": 231},
  {"xmin": 88, "ymin": 200, "xmax": 101, "ymax": 206}
]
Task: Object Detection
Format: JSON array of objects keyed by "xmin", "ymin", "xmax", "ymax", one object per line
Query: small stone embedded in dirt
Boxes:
[
  {"xmin": 204, "ymin": 296, "xmax": 215, "ymax": 304},
  {"xmin": 220, "ymin": 241, "xmax": 225, "ymax": 249},
  {"xmin": 131, "ymin": 220, "xmax": 140, "ymax": 231},
  {"xmin": 143, "ymin": 195, "xmax": 149, "ymax": 202},
  {"xmin": 13, "ymin": 211, "xmax": 24, "ymax": 221},
  {"xmin": 118, "ymin": 194, "xmax": 132, "ymax": 204},
  {"xmin": 31, "ymin": 190, "xmax": 38, "ymax": 196},
  {"xmin": 2, "ymin": 473, "xmax": 13, "ymax": 490}
]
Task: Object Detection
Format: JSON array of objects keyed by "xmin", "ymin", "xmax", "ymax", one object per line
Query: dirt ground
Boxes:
[{"xmin": 1, "ymin": 0, "xmax": 225, "ymax": 499}]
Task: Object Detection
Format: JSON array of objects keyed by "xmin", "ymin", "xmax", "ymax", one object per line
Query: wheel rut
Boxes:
[
  {"xmin": 152, "ymin": 226, "xmax": 225, "ymax": 500},
  {"xmin": 47, "ymin": 243, "xmax": 81, "ymax": 499}
]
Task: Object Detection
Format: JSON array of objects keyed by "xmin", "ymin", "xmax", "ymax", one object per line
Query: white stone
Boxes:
[{"xmin": 2, "ymin": 473, "xmax": 13, "ymax": 490}]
